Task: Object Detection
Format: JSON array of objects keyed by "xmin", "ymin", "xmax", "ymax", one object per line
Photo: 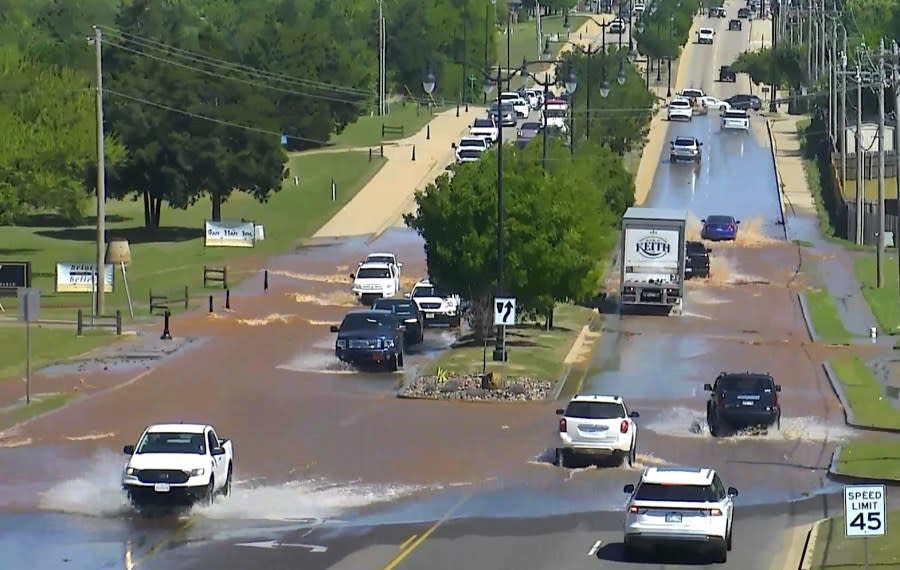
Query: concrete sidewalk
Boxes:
[{"xmin": 313, "ymin": 106, "xmax": 483, "ymax": 238}]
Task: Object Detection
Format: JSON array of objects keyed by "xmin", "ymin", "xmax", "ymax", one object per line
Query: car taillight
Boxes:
[
  {"xmin": 559, "ymin": 418, "xmax": 567, "ymax": 433},
  {"xmin": 728, "ymin": 224, "xmax": 735, "ymax": 231},
  {"xmin": 708, "ymin": 508, "xmax": 723, "ymax": 516},
  {"xmin": 620, "ymin": 420, "xmax": 629, "ymax": 434}
]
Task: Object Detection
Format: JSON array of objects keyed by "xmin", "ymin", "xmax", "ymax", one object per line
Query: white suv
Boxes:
[
  {"xmin": 697, "ymin": 27, "xmax": 715, "ymax": 44},
  {"xmin": 667, "ymin": 98, "xmax": 693, "ymax": 121},
  {"xmin": 623, "ymin": 467, "xmax": 739, "ymax": 563},
  {"xmin": 721, "ymin": 109, "xmax": 750, "ymax": 131},
  {"xmin": 408, "ymin": 278, "xmax": 462, "ymax": 327},
  {"xmin": 350, "ymin": 262, "xmax": 400, "ymax": 304},
  {"xmin": 555, "ymin": 395, "xmax": 639, "ymax": 468}
]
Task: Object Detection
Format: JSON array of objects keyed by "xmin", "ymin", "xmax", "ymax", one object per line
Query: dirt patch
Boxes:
[
  {"xmin": 289, "ymin": 292, "xmax": 357, "ymax": 307},
  {"xmin": 271, "ymin": 270, "xmax": 351, "ymax": 284},
  {"xmin": 236, "ymin": 314, "xmax": 296, "ymax": 326},
  {"xmin": 400, "ymin": 375, "xmax": 551, "ymax": 401}
]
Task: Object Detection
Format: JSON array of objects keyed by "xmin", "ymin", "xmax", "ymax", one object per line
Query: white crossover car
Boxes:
[
  {"xmin": 407, "ymin": 278, "xmax": 462, "ymax": 327},
  {"xmin": 500, "ymin": 92, "xmax": 530, "ymax": 118},
  {"xmin": 697, "ymin": 27, "xmax": 715, "ymax": 44},
  {"xmin": 623, "ymin": 467, "xmax": 739, "ymax": 563},
  {"xmin": 721, "ymin": 109, "xmax": 750, "ymax": 131},
  {"xmin": 350, "ymin": 262, "xmax": 400, "ymax": 304},
  {"xmin": 555, "ymin": 394, "xmax": 639, "ymax": 468},
  {"xmin": 667, "ymin": 98, "xmax": 693, "ymax": 121}
]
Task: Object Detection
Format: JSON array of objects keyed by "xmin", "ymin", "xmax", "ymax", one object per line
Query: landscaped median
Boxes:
[
  {"xmin": 808, "ymin": 511, "xmax": 900, "ymax": 570},
  {"xmin": 399, "ymin": 303, "xmax": 598, "ymax": 402},
  {"xmin": 803, "ymin": 288, "xmax": 853, "ymax": 344}
]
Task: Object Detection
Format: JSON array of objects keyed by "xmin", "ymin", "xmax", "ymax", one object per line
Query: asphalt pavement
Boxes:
[{"xmin": 0, "ymin": 7, "xmax": 877, "ymax": 570}]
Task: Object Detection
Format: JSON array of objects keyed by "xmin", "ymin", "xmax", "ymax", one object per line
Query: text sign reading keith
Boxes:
[
  {"xmin": 636, "ymin": 235, "xmax": 671, "ymax": 258},
  {"xmin": 204, "ymin": 220, "xmax": 256, "ymax": 248}
]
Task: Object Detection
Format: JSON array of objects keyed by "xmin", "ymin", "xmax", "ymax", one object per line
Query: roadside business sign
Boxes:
[
  {"xmin": 0, "ymin": 261, "xmax": 31, "ymax": 293},
  {"xmin": 55, "ymin": 263, "xmax": 114, "ymax": 293},
  {"xmin": 844, "ymin": 484, "xmax": 886, "ymax": 538},
  {"xmin": 204, "ymin": 220, "xmax": 256, "ymax": 248}
]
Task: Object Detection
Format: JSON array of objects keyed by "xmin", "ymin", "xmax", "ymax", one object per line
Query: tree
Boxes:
[
  {"xmin": 404, "ymin": 137, "xmax": 630, "ymax": 338},
  {"xmin": 730, "ymin": 45, "xmax": 804, "ymax": 89},
  {"xmin": 0, "ymin": 46, "xmax": 126, "ymax": 224}
]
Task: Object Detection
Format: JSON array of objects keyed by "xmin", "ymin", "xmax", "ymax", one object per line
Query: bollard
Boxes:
[
  {"xmin": 77, "ymin": 309, "xmax": 83, "ymax": 336},
  {"xmin": 115, "ymin": 310, "xmax": 122, "ymax": 336},
  {"xmin": 871, "ymin": 327, "xmax": 878, "ymax": 339},
  {"xmin": 380, "ymin": 144, "xmax": 384, "ymax": 157},
  {"xmin": 465, "ymin": 102, "xmax": 469, "ymax": 112},
  {"xmin": 456, "ymin": 103, "xmax": 460, "ymax": 117},
  {"xmin": 264, "ymin": 270, "xmax": 269, "ymax": 292},
  {"xmin": 209, "ymin": 295, "xmax": 214, "ymax": 313},
  {"xmin": 225, "ymin": 289, "xmax": 231, "ymax": 310},
  {"xmin": 368, "ymin": 148, "xmax": 373, "ymax": 162},
  {"xmin": 426, "ymin": 125, "xmax": 431, "ymax": 140},
  {"xmin": 160, "ymin": 310, "xmax": 172, "ymax": 340},
  {"xmin": 331, "ymin": 179, "xmax": 336, "ymax": 201},
  {"xmin": 412, "ymin": 146, "xmax": 416, "ymax": 161}
]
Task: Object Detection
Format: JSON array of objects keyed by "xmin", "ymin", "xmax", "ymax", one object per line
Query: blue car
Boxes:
[{"xmin": 701, "ymin": 215, "xmax": 741, "ymax": 241}]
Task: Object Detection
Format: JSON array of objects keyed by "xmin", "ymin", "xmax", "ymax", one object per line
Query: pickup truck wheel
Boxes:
[
  {"xmin": 222, "ymin": 464, "xmax": 232, "ymax": 497},
  {"xmin": 202, "ymin": 477, "xmax": 215, "ymax": 506},
  {"xmin": 397, "ymin": 351, "xmax": 404, "ymax": 368}
]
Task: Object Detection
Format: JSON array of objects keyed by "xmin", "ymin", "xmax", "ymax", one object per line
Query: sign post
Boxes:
[
  {"xmin": 492, "ymin": 297, "xmax": 517, "ymax": 362},
  {"xmin": 17, "ymin": 288, "xmax": 41, "ymax": 405},
  {"xmin": 844, "ymin": 484, "xmax": 887, "ymax": 570}
]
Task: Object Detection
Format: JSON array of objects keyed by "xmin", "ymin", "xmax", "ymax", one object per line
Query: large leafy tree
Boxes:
[
  {"xmin": 404, "ymin": 138, "xmax": 630, "ymax": 338},
  {"xmin": 730, "ymin": 45, "xmax": 805, "ymax": 89},
  {"xmin": 0, "ymin": 47, "xmax": 126, "ymax": 224}
]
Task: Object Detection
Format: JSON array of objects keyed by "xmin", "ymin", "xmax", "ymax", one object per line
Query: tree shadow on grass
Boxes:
[
  {"xmin": 0, "ymin": 248, "xmax": 38, "ymax": 256},
  {"xmin": 35, "ymin": 226, "xmax": 204, "ymax": 244},
  {"xmin": 14, "ymin": 213, "xmax": 132, "ymax": 227}
]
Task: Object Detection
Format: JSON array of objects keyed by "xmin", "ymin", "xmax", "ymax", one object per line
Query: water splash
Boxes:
[
  {"xmin": 236, "ymin": 313, "xmax": 296, "ymax": 326},
  {"xmin": 38, "ymin": 450, "xmax": 131, "ymax": 516},
  {"xmin": 290, "ymin": 292, "xmax": 357, "ymax": 307},
  {"xmin": 644, "ymin": 407, "xmax": 856, "ymax": 442}
]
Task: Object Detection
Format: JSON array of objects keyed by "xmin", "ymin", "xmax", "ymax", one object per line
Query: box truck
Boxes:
[{"xmin": 619, "ymin": 207, "xmax": 687, "ymax": 314}]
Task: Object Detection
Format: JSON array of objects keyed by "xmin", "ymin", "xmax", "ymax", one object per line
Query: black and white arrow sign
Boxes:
[
  {"xmin": 493, "ymin": 297, "xmax": 517, "ymax": 326},
  {"xmin": 236, "ymin": 540, "xmax": 328, "ymax": 552}
]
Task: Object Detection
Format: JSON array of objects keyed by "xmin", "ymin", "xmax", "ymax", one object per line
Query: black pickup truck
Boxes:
[
  {"xmin": 686, "ymin": 240, "xmax": 711, "ymax": 278},
  {"xmin": 705, "ymin": 372, "xmax": 782, "ymax": 436},
  {"xmin": 330, "ymin": 309, "xmax": 406, "ymax": 371}
]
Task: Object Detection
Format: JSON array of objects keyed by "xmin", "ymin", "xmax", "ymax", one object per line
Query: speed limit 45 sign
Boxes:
[{"xmin": 844, "ymin": 485, "xmax": 886, "ymax": 537}]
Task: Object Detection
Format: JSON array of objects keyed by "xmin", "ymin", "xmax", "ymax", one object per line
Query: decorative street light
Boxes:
[
  {"xmin": 565, "ymin": 69, "xmax": 578, "ymax": 155},
  {"xmin": 667, "ymin": 15, "xmax": 674, "ymax": 98},
  {"xmin": 422, "ymin": 70, "xmax": 436, "ymax": 95}
]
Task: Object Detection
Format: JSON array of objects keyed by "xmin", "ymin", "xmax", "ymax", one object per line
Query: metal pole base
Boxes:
[{"xmin": 492, "ymin": 348, "xmax": 508, "ymax": 362}]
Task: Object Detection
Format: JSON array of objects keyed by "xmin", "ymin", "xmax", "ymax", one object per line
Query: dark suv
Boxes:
[
  {"xmin": 705, "ymin": 372, "xmax": 782, "ymax": 436},
  {"xmin": 372, "ymin": 298, "xmax": 424, "ymax": 345},
  {"xmin": 719, "ymin": 65, "xmax": 737, "ymax": 82},
  {"xmin": 728, "ymin": 18, "xmax": 742, "ymax": 31},
  {"xmin": 725, "ymin": 94, "xmax": 762, "ymax": 111},
  {"xmin": 330, "ymin": 309, "xmax": 406, "ymax": 371},
  {"xmin": 686, "ymin": 241, "xmax": 711, "ymax": 278}
]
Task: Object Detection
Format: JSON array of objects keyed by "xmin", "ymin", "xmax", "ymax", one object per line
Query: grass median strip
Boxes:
[
  {"xmin": 425, "ymin": 303, "xmax": 595, "ymax": 380},
  {"xmin": 854, "ymin": 255, "xmax": 900, "ymax": 333},
  {"xmin": 330, "ymin": 105, "xmax": 450, "ymax": 148},
  {"xmin": 810, "ymin": 509, "xmax": 900, "ymax": 569},
  {"xmin": 831, "ymin": 441, "xmax": 900, "ymax": 480},
  {"xmin": 829, "ymin": 355, "xmax": 900, "ymax": 431},
  {"xmin": 805, "ymin": 289, "xmax": 852, "ymax": 344},
  {"xmin": 0, "ymin": 392, "xmax": 79, "ymax": 431},
  {"xmin": 0, "ymin": 326, "xmax": 120, "ymax": 382}
]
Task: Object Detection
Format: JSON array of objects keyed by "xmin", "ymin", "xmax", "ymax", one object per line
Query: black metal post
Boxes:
[
  {"xmin": 628, "ymin": 0, "xmax": 634, "ymax": 52},
  {"xmin": 542, "ymin": 76, "xmax": 549, "ymax": 171},
  {"xmin": 160, "ymin": 310, "xmax": 172, "ymax": 340},
  {"xmin": 586, "ymin": 51, "xmax": 592, "ymax": 140},
  {"xmin": 209, "ymin": 295, "xmax": 214, "ymax": 313},
  {"xmin": 505, "ymin": 10, "xmax": 512, "ymax": 92},
  {"xmin": 463, "ymin": 22, "xmax": 468, "ymax": 103},
  {"xmin": 494, "ymin": 62, "xmax": 506, "ymax": 362},
  {"xmin": 769, "ymin": 1, "xmax": 778, "ymax": 112},
  {"xmin": 264, "ymin": 269, "xmax": 268, "ymax": 291},
  {"xmin": 225, "ymin": 289, "xmax": 231, "ymax": 310},
  {"xmin": 667, "ymin": 57, "xmax": 672, "ymax": 97},
  {"xmin": 569, "ymin": 91, "xmax": 575, "ymax": 155},
  {"xmin": 483, "ymin": 1, "xmax": 489, "ymax": 104}
]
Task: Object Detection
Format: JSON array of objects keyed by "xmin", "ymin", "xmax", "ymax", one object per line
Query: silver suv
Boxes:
[{"xmin": 670, "ymin": 136, "xmax": 703, "ymax": 164}]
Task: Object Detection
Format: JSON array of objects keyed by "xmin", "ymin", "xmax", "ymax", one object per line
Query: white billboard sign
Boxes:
[
  {"xmin": 55, "ymin": 263, "xmax": 114, "ymax": 293},
  {"xmin": 623, "ymin": 228, "xmax": 681, "ymax": 283},
  {"xmin": 204, "ymin": 220, "xmax": 256, "ymax": 248}
]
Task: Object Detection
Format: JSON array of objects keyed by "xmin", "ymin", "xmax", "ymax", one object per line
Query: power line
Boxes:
[
  {"xmin": 103, "ymin": 38, "xmax": 369, "ymax": 106},
  {"xmin": 97, "ymin": 25, "xmax": 374, "ymax": 97},
  {"xmin": 103, "ymin": 87, "xmax": 328, "ymax": 145}
]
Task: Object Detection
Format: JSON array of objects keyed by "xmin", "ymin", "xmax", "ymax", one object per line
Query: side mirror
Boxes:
[
  {"xmin": 404, "ymin": 292, "xmax": 411, "ymax": 298},
  {"xmin": 703, "ymin": 383, "xmax": 713, "ymax": 391},
  {"xmin": 736, "ymin": 220, "xmax": 741, "ymax": 224},
  {"xmin": 706, "ymin": 247, "xmax": 712, "ymax": 253},
  {"xmin": 349, "ymin": 273, "xmax": 355, "ymax": 279},
  {"xmin": 555, "ymin": 408, "xmax": 565, "ymax": 415},
  {"xmin": 451, "ymin": 142, "xmax": 457, "ymax": 149},
  {"xmin": 629, "ymin": 411, "xmax": 640, "ymax": 418},
  {"xmin": 624, "ymin": 484, "xmax": 635, "ymax": 494},
  {"xmin": 330, "ymin": 325, "xmax": 340, "ymax": 333},
  {"xmin": 123, "ymin": 445, "xmax": 135, "ymax": 455},
  {"xmin": 211, "ymin": 447, "xmax": 226, "ymax": 457},
  {"xmin": 397, "ymin": 262, "xmax": 403, "ymax": 268},
  {"xmin": 776, "ymin": 385, "xmax": 782, "ymax": 392},
  {"xmin": 701, "ymin": 219, "xmax": 707, "ymax": 223},
  {"xmin": 699, "ymin": 142, "xmax": 704, "ymax": 146},
  {"xmin": 727, "ymin": 487, "xmax": 739, "ymax": 497}
]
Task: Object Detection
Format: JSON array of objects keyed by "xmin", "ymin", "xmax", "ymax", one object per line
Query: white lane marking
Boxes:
[{"xmin": 587, "ymin": 539, "xmax": 603, "ymax": 557}]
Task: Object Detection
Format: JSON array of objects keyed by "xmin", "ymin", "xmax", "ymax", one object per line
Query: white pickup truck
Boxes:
[{"xmin": 121, "ymin": 423, "xmax": 234, "ymax": 511}]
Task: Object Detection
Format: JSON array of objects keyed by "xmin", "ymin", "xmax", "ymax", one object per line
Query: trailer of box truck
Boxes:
[{"xmin": 619, "ymin": 207, "xmax": 687, "ymax": 315}]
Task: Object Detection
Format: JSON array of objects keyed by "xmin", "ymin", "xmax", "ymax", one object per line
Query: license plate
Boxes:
[
  {"xmin": 665, "ymin": 513, "xmax": 682, "ymax": 523},
  {"xmin": 743, "ymin": 400, "xmax": 755, "ymax": 406},
  {"xmin": 425, "ymin": 313, "xmax": 435, "ymax": 319},
  {"xmin": 154, "ymin": 483, "xmax": 171, "ymax": 493}
]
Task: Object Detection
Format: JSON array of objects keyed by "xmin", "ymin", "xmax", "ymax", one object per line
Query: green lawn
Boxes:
[
  {"xmin": 499, "ymin": 15, "xmax": 590, "ymax": 73},
  {"xmin": 840, "ymin": 176, "xmax": 898, "ymax": 203},
  {"xmin": 0, "ymin": 392, "xmax": 78, "ymax": 431},
  {"xmin": 804, "ymin": 289, "xmax": 852, "ymax": 344},
  {"xmin": 853, "ymin": 255, "xmax": 900, "ymax": 333},
  {"xmin": 0, "ymin": 326, "xmax": 120, "ymax": 382},
  {"xmin": 829, "ymin": 355, "xmax": 900, "ymax": 431},
  {"xmin": 810, "ymin": 509, "xmax": 900, "ymax": 569},
  {"xmin": 330, "ymin": 104, "xmax": 450, "ymax": 148},
  {"xmin": 0, "ymin": 152, "xmax": 384, "ymax": 318},
  {"xmin": 831, "ymin": 441, "xmax": 900, "ymax": 480},
  {"xmin": 426, "ymin": 303, "xmax": 595, "ymax": 381}
]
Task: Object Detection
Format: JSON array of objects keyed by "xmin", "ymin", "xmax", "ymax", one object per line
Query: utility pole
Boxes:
[
  {"xmin": 876, "ymin": 38, "xmax": 886, "ymax": 288},
  {"xmin": 830, "ymin": 26, "xmax": 838, "ymax": 143},
  {"xmin": 818, "ymin": 0, "xmax": 826, "ymax": 80},
  {"xmin": 894, "ymin": 40, "xmax": 900, "ymax": 303},
  {"xmin": 91, "ymin": 26, "xmax": 107, "ymax": 317},
  {"xmin": 855, "ymin": 63, "xmax": 864, "ymax": 246},
  {"xmin": 769, "ymin": 0, "xmax": 779, "ymax": 112},
  {"xmin": 378, "ymin": 0, "xmax": 385, "ymax": 116},
  {"xmin": 806, "ymin": 0, "xmax": 813, "ymax": 80},
  {"xmin": 840, "ymin": 35, "xmax": 847, "ymax": 185},
  {"xmin": 827, "ymin": 28, "xmax": 834, "ymax": 143}
]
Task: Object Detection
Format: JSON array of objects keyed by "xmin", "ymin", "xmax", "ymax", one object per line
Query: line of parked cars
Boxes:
[{"xmin": 336, "ymin": 253, "xmax": 464, "ymax": 371}]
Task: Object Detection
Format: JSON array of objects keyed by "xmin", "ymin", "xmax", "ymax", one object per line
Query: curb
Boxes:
[
  {"xmin": 821, "ymin": 362, "xmax": 900, "ymax": 434},
  {"xmin": 827, "ymin": 445, "xmax": 900, "ymax": 484},
  {"xmin": 765, "ymin": 118, "xmax": 790, "ymax": 240},
  {"xmin": 798, "ymin": 518, "xmax": 826, "ymax": 570},
  {"xmin": 797, "ymin": 292, "xmax": 819, "ymax": 343}
]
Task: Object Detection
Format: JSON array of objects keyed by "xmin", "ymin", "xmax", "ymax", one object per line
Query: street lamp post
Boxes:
[
  {"xmin": 628, "ymin": 0, "xmax": 634, "ymax": 53},
  {"xmin": 566, "ymin": 70, "xmax": 578, "ymax": 154},
  {"xmin": 666, "ymin": 15, "xmax": 674, "ymax": 98}
]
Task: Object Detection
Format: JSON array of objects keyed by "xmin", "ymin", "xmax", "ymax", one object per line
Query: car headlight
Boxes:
[
  {"xmin": 187, "ymin": 468, "xmax": 205, "ymax": 476},
  {"xmin": 126, "ymin": 467, "xmax": 137, "ymax": 476},
  {"xmin": 336, "ymin": 339, "xmax": 347, "ymax": 349},
  {"xmin": 383, "ymin": 338, "xmax": 395, "ymax": 348}
]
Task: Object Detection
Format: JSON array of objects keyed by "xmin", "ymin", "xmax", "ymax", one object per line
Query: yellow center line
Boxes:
[
  {"xmin": 398, "ymin": 534, "xmax": 418, "ymax": 551},
  {"xmin": 382, "ymin": 492, "xmax": 473, "ymax": 570},
  {"xmin": 131, "ymin": 518, "xmax": 196, "ymax": 569}
]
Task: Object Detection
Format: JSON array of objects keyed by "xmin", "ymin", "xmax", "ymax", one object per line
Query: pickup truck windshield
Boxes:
[
  {"xmin": 357, "ymin": 267, "xmax": 391, "ymax": 279},
  {"xmin": 341, "ymin": 312, "xmax": 395, "ymax": 329},
  {"xmin": 473, "ymin": 119, "xmax": 493, "ymax": 128},
  {"xmin": 635, "ymin": 483, "xmax": 718, "ymax": 502},
  {"xmin": 366, "ymin": 256, "xmax": 394, "ymax": 265},
  {"xmin": 137, "ymin": 432, "xmax": 207, "ymax": 454}
]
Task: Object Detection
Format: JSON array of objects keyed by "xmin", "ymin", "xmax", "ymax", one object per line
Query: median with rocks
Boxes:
[{"xmin": 399, "ymin": 372, "xmax": 550, "ymax": 401}]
